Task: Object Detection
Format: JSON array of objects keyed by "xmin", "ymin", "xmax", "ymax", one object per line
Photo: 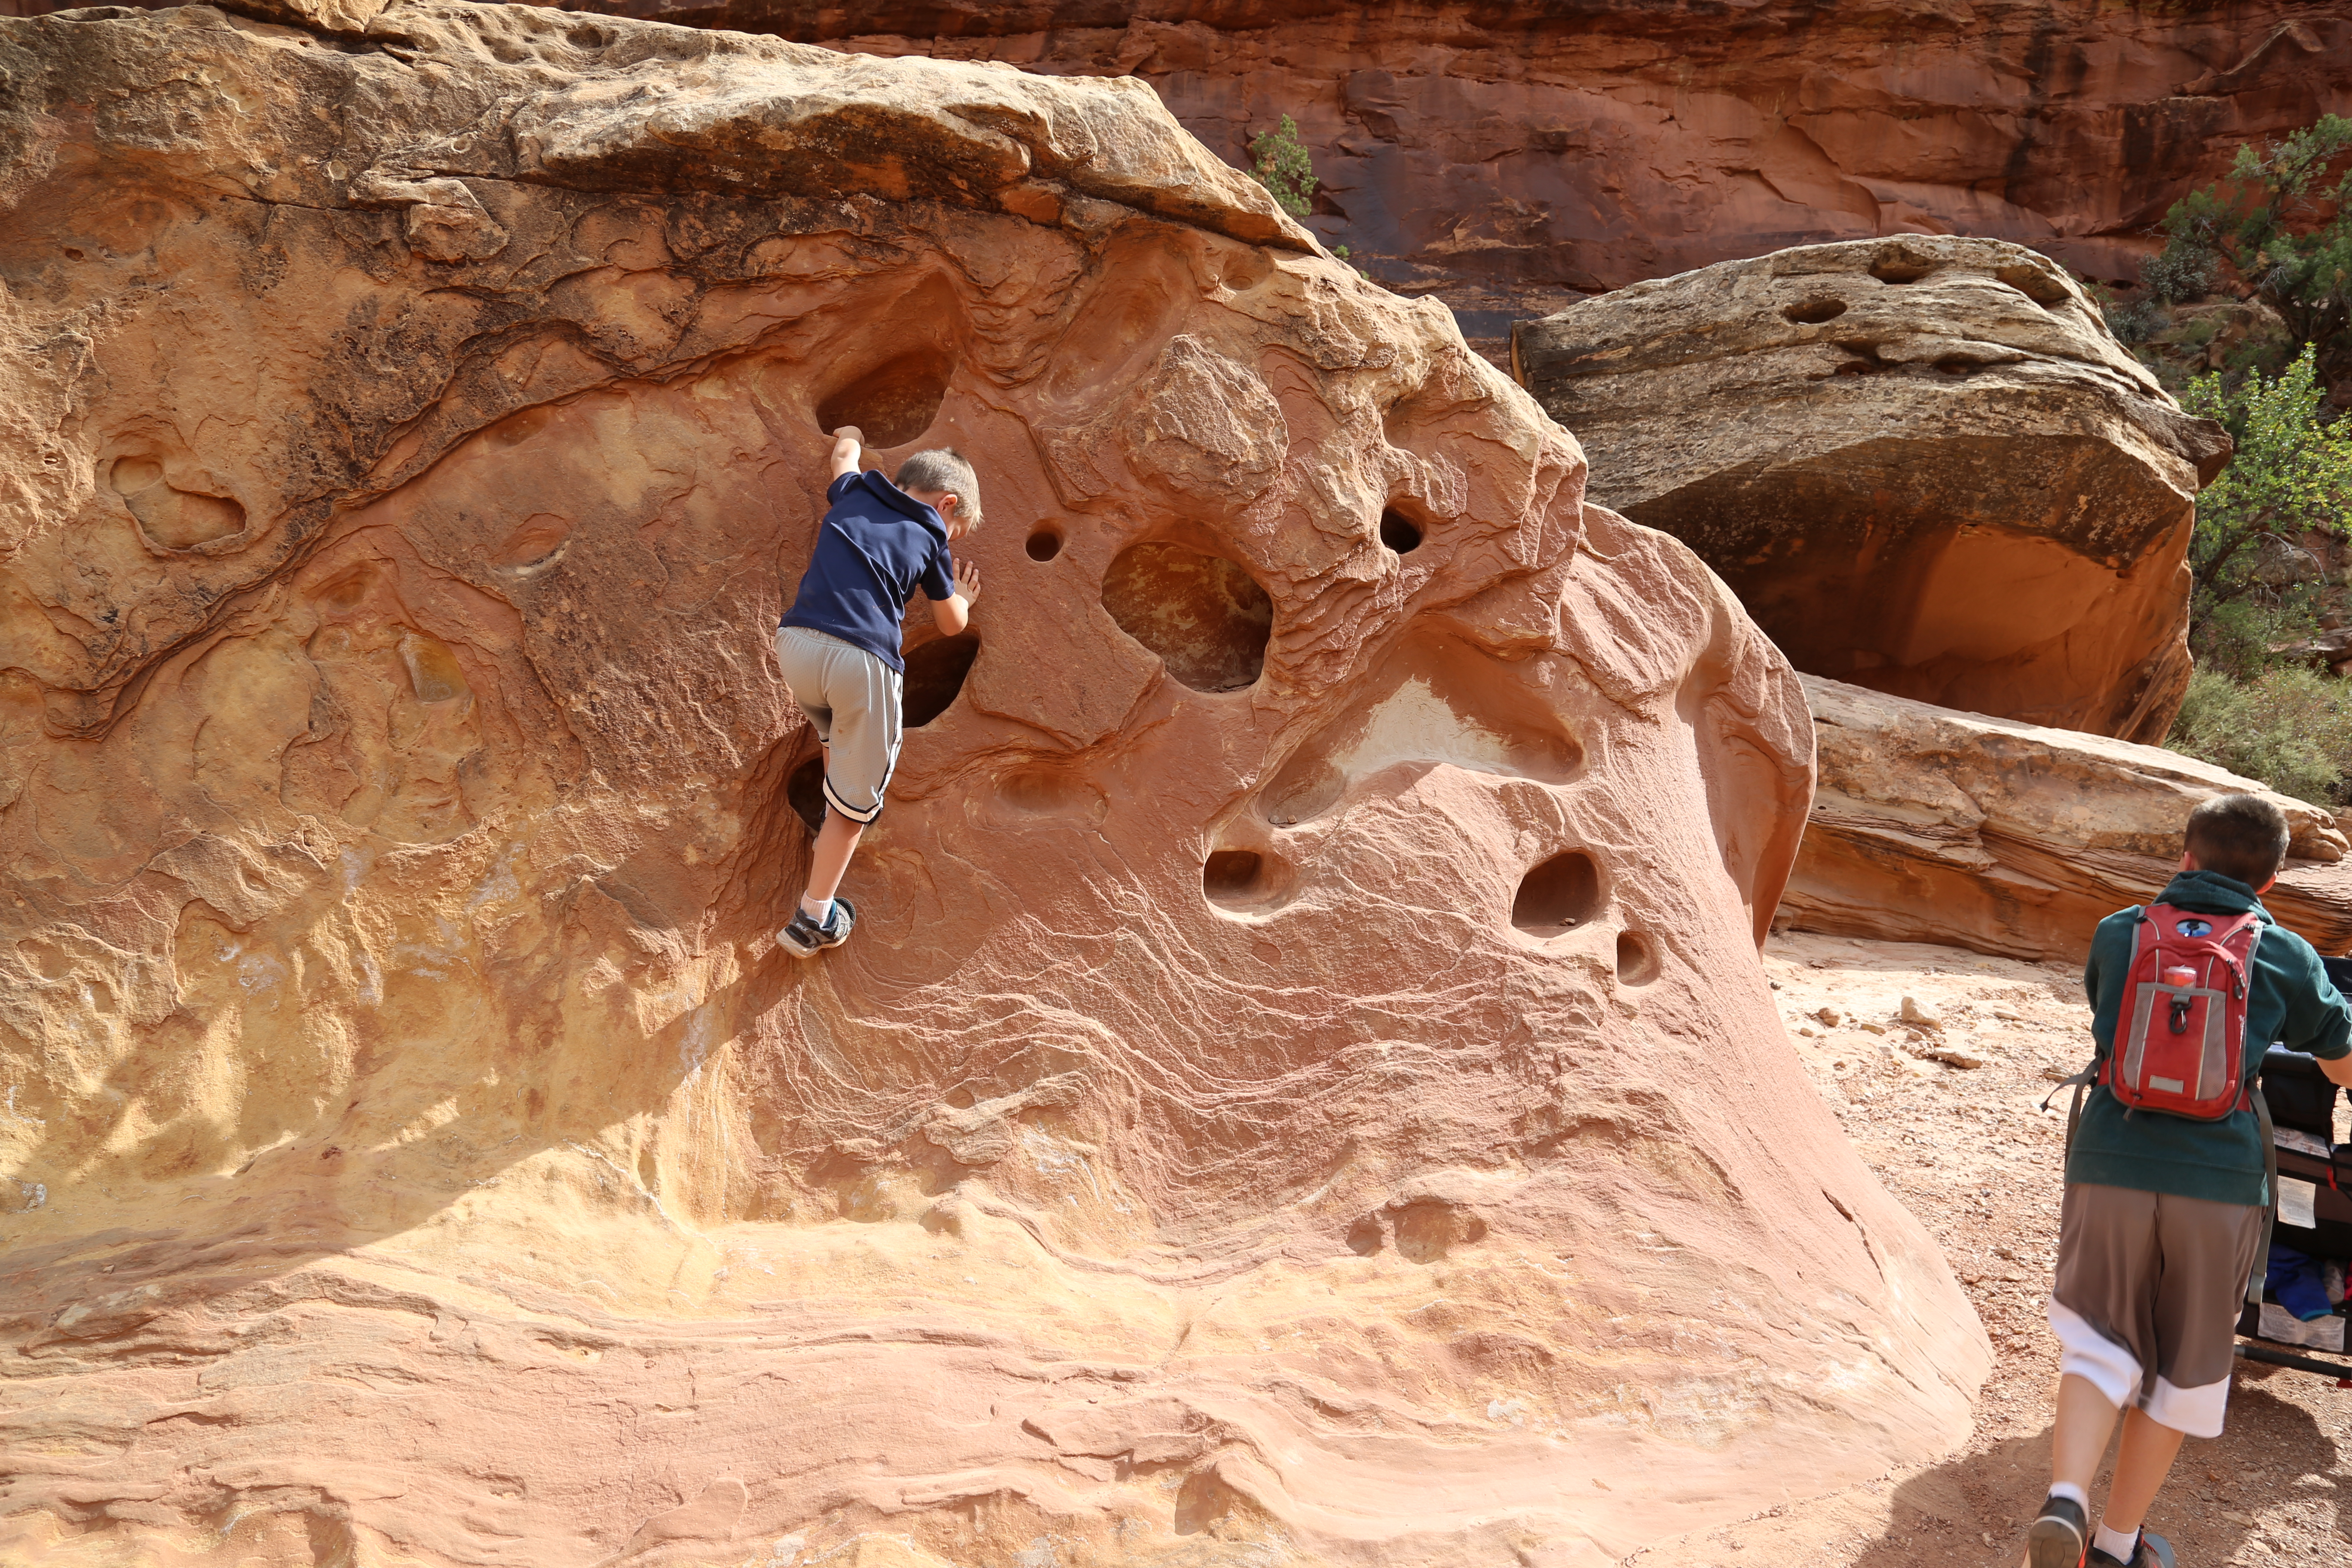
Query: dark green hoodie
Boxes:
[{"xmin": 2070, "ymin": 868, "xmax": 2352, "ymax": 1206}]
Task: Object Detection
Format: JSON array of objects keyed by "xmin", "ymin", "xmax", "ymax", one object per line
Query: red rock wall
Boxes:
[{"xmin": 484, "ymin": 0, "xmax": 2351, "ymax": 350}]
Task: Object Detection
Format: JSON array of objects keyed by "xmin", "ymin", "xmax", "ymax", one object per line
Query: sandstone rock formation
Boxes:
[
  {"xmin": 0, "ymin": 7, "xmax": 1985, "ymax": 1566},
  {"xmin": 490, "ymin": 0, "xmax": 2349, "ymax": 352},
  {"xmin": 6, "ymin": 0, "xmax": 2343, "ymax": 357},
  {"xmin": 1781, "ymin": 675, "xmax": 2352, "ymax": 965},
  {"xmin": 1515, "ymin": 236, "xmax": 2232, "ymax": 745}
]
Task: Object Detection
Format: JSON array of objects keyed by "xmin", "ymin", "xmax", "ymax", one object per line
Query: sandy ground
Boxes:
[{"xmin": 1626, "ymin": 931, "xmax": 2352, "ymax": 1568}]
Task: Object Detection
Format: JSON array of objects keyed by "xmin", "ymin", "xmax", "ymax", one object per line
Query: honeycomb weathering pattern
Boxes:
[{"xmin": 0, "ymin": 6, "xmax": 1984, "ymax": 1565}]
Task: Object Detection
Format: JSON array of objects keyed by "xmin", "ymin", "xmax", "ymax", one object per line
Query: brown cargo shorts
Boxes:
[{"xmin": 2047, "ymin": 1181, "xmax": 2264, "ymax": 1438}]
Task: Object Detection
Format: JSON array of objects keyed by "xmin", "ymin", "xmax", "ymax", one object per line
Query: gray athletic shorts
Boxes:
[
  {"xmin": 774, "ymin": 625, "xmax": 902, "ymax": 824},
  {"xmin": 2046, "ymin": 1181, "xmax": 2265, "ymax": 1438}
]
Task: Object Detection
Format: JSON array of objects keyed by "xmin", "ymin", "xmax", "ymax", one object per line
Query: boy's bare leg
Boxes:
[
  {"xmin": 802, "ymin": 812, "xmax": 862, "ymax": 913},
  {"xmin": 2051, "ymin": 1372, "xmax": 2123, "ymax": 1495},
  {"xmin": 798, "ymin": 743, "xmax": 859, "ymax": 918},
  {"xmin": 2100, "ymin": 1406, "xmax": 2186, "ymax": 1537}
]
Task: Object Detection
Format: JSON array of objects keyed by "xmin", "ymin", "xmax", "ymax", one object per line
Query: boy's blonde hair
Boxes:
[{"xmin": 895, "ymin": 448, "xmax": 982, "ymax": 531}]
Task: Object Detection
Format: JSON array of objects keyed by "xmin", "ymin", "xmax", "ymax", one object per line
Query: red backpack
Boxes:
[
  {"xmin": 2105, "ymin": 902, "xmax": 2263, "ymax": 1118},
  {"xmin": 2051, "ymin": 900, "xmax": 2278, "ymax": 1308}
]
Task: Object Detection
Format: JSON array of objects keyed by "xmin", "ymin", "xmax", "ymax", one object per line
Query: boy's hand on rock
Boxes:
[
  {"xmin": 955, "ymin": 560, "xmax": 983, "ymax": 604},
  {"xmin": 831, "ymin": 426, "xmax": 864, "ymax": 444}
]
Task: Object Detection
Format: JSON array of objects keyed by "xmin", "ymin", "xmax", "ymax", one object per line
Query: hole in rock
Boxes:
[
  {"xmin": 812, "ymin": 346, "xmax": 953, "ymax": 448},
  {"xmin": 1345, "ymin": 1215, "xmax": 1384, "ymax": 1256},
  {"xmin": 494, "ymin": 513, "xmax": 573, "ymax": 569},
  {"xmin": 110, "ymin": 452, "xmax": 247, "ymax": 550},
  {"xmin": 1933, "ymin": 356, "xmax": 1982, "ymax": 377},
  {"xmin": 1025, "ymin": 528, "xmax": 1063, "ymax": 563},
  {"xmin": 636, "ymin": 1146, "xmax": 657, "ymax": 1192},
  {"xmin": 998, "ymin": 767, "xmax": 1090, "ymax": 815},
  {"xmin": 108, "ymin": 456, "xmax": 162, "ymax": 494},
  {"xmin": 1257, "ymin": 627, "xmax": 1583, "ymax": 827},
  {"xmin": 1203, "ymin": 849, "xmax": 1270, "ymax": 910},
  {"xmin": 1512, "ymin": 850, "xmax": 1602, "ymax": 936},
  {"xmin": 1392, "ymin": 1199, "xmax": 1484, "ymax": 1263},
  {"xmin": 1616, "ymin": 930, "xmax": 1660, "ymax": 985},
  {"xmin": 1101, "ymin": 542, "xmax": 1273, "ymax": 693},
  {"xmin": 1781, "ymin": 297, "xmax": 1849, "ymax": 325},
  {"xmin": 1379, "ymin": 508, "xmax": 1423, "ymax": 554},
  {"xmin": 1996, "ymin": 263, "xmax": 2070, "ymax": 308},
  {"xmin": 786, "ymin": 757, "xmax": 826, "ymax": 834},
  {"xmin": 1868, "ymin": 247, "xmax": 1939, "ymax": 285},
  {"xmin": 902, "ymin": 633, "xmax": 979, "ymax": 728}
]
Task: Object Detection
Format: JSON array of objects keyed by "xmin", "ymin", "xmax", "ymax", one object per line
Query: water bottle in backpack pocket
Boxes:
[{"xmin": 2109, "ymin": 903, "xmax": 2262, "ymax": 1118}]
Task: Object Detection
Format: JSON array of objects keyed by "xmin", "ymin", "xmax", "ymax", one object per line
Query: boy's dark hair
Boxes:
[
  {"xmin": 2184, "ymin": 792, "xmax": 2291, "ymax": 888},
  {"xmin": 895, "ymin": 448, "xmax": 982, "ymax": 530}
]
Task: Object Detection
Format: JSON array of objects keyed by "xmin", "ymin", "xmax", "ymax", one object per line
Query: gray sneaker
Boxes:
[
  {"xmin": 777, "ymin": 897, "xmax": 854, "ymax": 957},
  {"xmin": 2090, "ymin": 1531, "xmax": 2174, "ymax": 1568},
  {"xmin": 2027, "ymin": 1494, "xmax": 2088, "ymax": 1568}
]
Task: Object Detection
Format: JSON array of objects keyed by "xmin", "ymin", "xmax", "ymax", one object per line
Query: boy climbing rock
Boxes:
[
  {"xmin": 771, "ymin": 427, "xmax": 982, "ymax": 957},
  {"xmin": 2028, "ymin": 793, "xmax": 2352, "ymax": 1568}
]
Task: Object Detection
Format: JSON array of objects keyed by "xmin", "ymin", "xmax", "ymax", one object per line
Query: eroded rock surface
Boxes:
[
  {"xmin": 8, "ymin": 0, "xmax": 2342, "ymax": 351},
  {"xmin": 1516, "ymin": 237, "xmax": 2231, "ymax": 744},
  {"xmin": 524, "ymin": 0, "xmax": 2351, "ymax": 349},
  {"xmin": 0, "ymin": 8, "xmax": 1980, "ymax": 1566},
  {"xmin": 1782, "ymin": 674, "xmax": 2352, "ymax": 965}
]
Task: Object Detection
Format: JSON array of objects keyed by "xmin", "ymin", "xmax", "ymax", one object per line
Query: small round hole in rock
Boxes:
[
  {"xmin": 1995, "ymin": 263, "xmax": 2070, "ymax": 308},
  {"xmin": 1512, "ymin": 850, "xmax": 1601, "ymax": 935},
  {"xmin": 1379, "ymin": 508, "xmax": 1423, "ymax": 554},
  {"xmin": 1203, "ymin": 849, "xmax": 1265, "ymax": 906},
  {"xmin": 786, "ymin": 757, "xmax": 826, "ymax": 834},
  {"xmin": 1025, "ymin": 528, "xmax": 1063, "ymax": 562},
  {"xmin": 1102, "ymin": 542, "xmax": 1273, "ymax": 692},
  {"xmin": 1868, "ymin": 248, "xmax": 1939, "ymax": 285},
  {"xmin": 1616, "ymin": 930, "xmax": 1660, "ymax": 985},
  {"xmin": 813, "ymin": 346, "xmax": 953, "ymax": 448},
  {"xmin": 1781, "ymin": 298, "xmax": 1848, "ymax": 325},
  {"xmin": 902, "ymin": 633, "xmax": 978, "ymax": 728}
]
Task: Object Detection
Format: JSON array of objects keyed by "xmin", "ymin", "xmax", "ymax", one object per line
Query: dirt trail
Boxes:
[{"xmin": 1627, "ymin": 931, "xmax": 2352, "ymax": 1567}]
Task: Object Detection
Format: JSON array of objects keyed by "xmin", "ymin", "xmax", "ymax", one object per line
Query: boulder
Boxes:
[
  {"xmin": 0, "ymin": 7, "xmax": 1979, "ymax": 1567},
  {"xmin": 1781, "ymin": 674, "xmax": 2352, "ymax": 965},
  {"xmin": 1513, "ymin": 236, "xmax": 2232, "ymax": 744}
]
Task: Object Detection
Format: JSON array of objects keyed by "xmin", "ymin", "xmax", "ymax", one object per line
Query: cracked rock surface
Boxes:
[{"xmin": 0, "ymin": 7, "xmax": 1980, "ymax": 1565}]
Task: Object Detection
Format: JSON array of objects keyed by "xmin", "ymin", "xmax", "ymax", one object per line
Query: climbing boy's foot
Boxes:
[
  {"xmin": 777, "ymin": 897, "xmax": 855, "ymax": 958},
  {"xmin": 2027, "ymin": 1494, "xmax": 2089, "ymax": 1568},
  {"xmin": 2089, "ymin": 1532, "xmax": 2173, "ymax": 1568}
]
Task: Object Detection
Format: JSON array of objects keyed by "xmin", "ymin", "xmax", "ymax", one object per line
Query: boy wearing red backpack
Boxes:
[{"xmin": 2029, "ymin": 793, "xmax": 2352, "ymax": 1568}]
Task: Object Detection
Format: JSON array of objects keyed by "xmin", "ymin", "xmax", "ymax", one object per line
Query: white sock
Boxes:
[
  {"xmin": 2093, "ymin": 1522, "xmax": 2138, "ymax": 1559},
  {"xmin": 2048, "ymin": 1482, "xmax": 2088, "ymax": 1511},
  {"xmin": 799, "ymin": 895, "xmax": 832, "ymax": 922}
]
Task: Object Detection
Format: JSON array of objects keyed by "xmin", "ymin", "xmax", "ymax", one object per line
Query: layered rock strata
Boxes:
[
  {"xmin": 1515, "ymin": 236, "xmax": 2231, "ymax": 744},
  {"xmin": 531, "ymin": 0, "xmax": 2349, "ymax": 347},
  {"xmin": 7, "ymin": 0, "xmax": 2343, "ymax": 352},
  {"xmin": 0, "ymin": 6, "xmax": 1981, "ymax": 1566},
  {"xmin": 1782, "ymin": 675, "xmax": 2352, "ymax": 965}
]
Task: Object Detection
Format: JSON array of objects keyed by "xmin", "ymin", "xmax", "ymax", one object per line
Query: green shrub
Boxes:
[
  {"xmin": 2184, "ymin": 345, "xmax": 2352, "ymax": 636},
  {"xmin": 2142, "ymin": 239, "xmax": 2218, "ymax": 305},
  {"xmin": 2171, "ymin": 664, "xmax": 2352, "ymax": 805},
  {"xmin": 2159, "ymin": 115, "xmax": 2352, "ymax": 390},
  {"xmin": 1247, "ymin": 116, "xmax": 1318, "ymax": 218}
]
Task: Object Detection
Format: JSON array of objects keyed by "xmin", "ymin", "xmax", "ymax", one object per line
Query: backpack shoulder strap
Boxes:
[
  {"xmin": 2251, "ymin": 1081, "xmax": 2278, "ymax": 1308},
  {"xmin": 2043, "ymin": 906, "xmax": 2153, "ymax": 1149}
]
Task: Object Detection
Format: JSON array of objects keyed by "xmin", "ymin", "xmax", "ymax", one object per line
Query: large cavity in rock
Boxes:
[{"xmin": 0, "ymin": 9, "xmax": 1981, "ymax": 1566}]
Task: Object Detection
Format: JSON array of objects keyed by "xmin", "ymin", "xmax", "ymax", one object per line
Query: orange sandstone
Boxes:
[{"xmin": 0, "ymin": 6, "xmax": 1982, "ymax": 1565}]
